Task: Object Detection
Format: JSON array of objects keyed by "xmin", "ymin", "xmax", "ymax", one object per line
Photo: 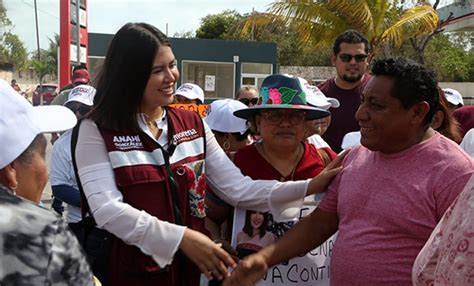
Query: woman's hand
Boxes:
[
  {"xmin": 179, "ymin": 228, "xmax": 237, "ymax": 280},
  {"xmin": 307, "ymin": 149, "xmax": 350, "ymax": 196},
  {"xmin": 223, "ymin": 253, "xmax": 268, "ymax": 286}
]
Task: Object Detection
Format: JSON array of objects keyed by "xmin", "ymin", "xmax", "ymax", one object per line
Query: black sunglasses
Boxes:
[
  {"xmin": 66, "ymin": 103, "xmax": 91, "ymax": 116},
  {"xmin": 239, "ymin": 97, "xmax": 259, "ymax": 106},
  {"xmin": 338, "ymin": 53, "xmax": 368, "ymax": 63}
]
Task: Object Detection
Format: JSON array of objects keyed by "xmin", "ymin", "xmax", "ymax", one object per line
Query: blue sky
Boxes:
[{"xmin": 5, "ymin": 0, "xmax": 271, "ymax": 52}]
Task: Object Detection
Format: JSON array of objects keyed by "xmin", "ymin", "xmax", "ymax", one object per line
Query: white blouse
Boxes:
[{"xmin": 75, "ymin": 114, "xmax": 308, "ymax": 268}]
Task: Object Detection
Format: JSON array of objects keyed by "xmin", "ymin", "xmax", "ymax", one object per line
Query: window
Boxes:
[
  {"xmin": 241, "ymin": 63, "xmax": 272, "ymax": 89},
  {"xmin": 182, "ymin": 61, "xmax": 235, "ymax": 99},
  {"xmin": 88, "ymin": 56, "xmax": 105, "ymax": 83}
]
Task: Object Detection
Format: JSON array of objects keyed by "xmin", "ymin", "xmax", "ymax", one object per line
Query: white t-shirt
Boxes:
[
  {"xmin": 307, "ymin": 134, "xmax": 330, "ymax": 149},
  {"xmin": 49, "ymin": 130, "xmax": 82, "ymax": 223},
  {"xmin": 75, "ymin": 113, "xmax": 309, "ymax": 268},
  {"xmin": 460, "ymin": 128, "xmax": 474, "ymax": 157}
]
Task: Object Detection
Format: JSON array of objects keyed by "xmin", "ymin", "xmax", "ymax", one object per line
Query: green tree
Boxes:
[
  {"xmin": 173, "ymin": 30, "xmax": 195, "ymax": 38},
  {"xmin": 0, "ymin": 0, "xmax": 28, "ymax": 70},
  {"xmin": 196, "ymin": 10, "xmax": 242, "ymax": 39},
  {"xmin": 241, "ymin": 0, "xmax": 439, "ymax": 57},
  {"xmin": 30, "ymin": 58, "xmax": 49, "ymax": 84},
  {"xmin": 422, "ymin": 33, "xmax": 472, "ymax": 82},
  {"xmin": 30, "ymin": 34, "xmax": 59, "ymax": 82},
  {"xmin": 1, "ymin": 32, "xmax": 28, "ymax": 70},
  {"xmin": 0, "ymin": 0, "xmax": 11, "ymax": 32}
]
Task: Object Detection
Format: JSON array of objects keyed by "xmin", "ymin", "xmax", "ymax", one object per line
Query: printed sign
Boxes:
[
  {"xmin": 232, "ymin": 201, "xmax": 335, "ymax": 286},
  {"xmin": 205, "ymin": 75, "xmax": 215, "ymax": 91},
  {"xmin": 170, "ymin": 104, "xmax": 208, "ymax": 118}
]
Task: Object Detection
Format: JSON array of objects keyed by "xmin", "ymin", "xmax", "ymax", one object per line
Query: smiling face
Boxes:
[
  {"xmin": 141, "ymin": 45, "xmax": 179, "ymax": 110},
  {"xmin": 250, "ymin": 211, "xmax": 264, "ymax": 230},
  {"xmin": 355, "ymin": 76, "xmax": 421, "ymax": 154},
  {"xmin": 256, "ymin": 109, "xmax": 306, "ymax": 149},
  {"xmin": 332, "ymin": 42, "xmax": 369, "ymax": 84}
]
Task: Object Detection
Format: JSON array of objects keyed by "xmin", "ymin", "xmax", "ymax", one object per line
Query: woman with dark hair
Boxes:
[
  {"xmin": 74, "ymin": 23, "xmax": 344, "ymax": 286},
  {"xmin": 431, "ymin": 88, "xmax": 462, "ymax": 143},
  {"xmin": 236, "ymin": 210, "xmax": 275, "ymax": 258}
]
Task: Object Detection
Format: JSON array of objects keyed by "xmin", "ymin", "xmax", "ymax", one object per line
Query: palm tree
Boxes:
[{"xmin": 241, "ymin": 0, "xmax": 438, "ymax": 57}]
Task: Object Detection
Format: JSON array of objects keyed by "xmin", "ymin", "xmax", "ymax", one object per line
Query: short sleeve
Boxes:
[{"xmin": 317, "ymin": 172, "xmax": 341, "ymax": 214}]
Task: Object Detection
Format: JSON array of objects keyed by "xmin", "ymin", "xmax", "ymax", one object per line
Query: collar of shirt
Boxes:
[{"xmin": 137, "ymin": 110, "xmax": 169, "ymax": 149}]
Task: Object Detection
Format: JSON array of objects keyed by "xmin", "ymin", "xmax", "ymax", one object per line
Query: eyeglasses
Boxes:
[
  {"xmin": 66, "ymin": 103, "xmax": 91, "ymax": 116},
  {"xmin": 239, "ymin": 97, "xmax": 259, "ymax": 106},
  {"xmin": 260, "ymin": 110, "xmax": 306, "ymax": 125},
  {"xmin": 338, "ymin": 53, "xmax": 368, "ymax": 63}
]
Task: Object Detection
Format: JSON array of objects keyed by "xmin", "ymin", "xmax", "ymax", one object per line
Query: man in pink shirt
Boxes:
[{"xmin": 224, "ymin": 58, "xmax": 474, "ymax": 286}]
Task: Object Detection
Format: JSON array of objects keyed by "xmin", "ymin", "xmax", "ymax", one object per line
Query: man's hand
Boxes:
[
  {"xmin": 179, "ymin": 228, "xmax": 237, "ymax": 280},
  {"xmin": 223, "ymin": 253, "xmax": 268, "ymax": 286}
]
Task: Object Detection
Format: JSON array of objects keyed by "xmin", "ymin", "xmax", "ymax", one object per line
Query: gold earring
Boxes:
[
  {"xmin": 222, "ymin": 141, "xmax": 231, "ymax": 151},
  {"xmin": 8, "ymin": 183, "xmax": 17, "ymax": 194}
]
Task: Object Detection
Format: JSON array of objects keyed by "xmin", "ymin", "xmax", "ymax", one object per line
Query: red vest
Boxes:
[{"xmin": 98, "ymin": 107, "xmax": 206, "ymax": 286}]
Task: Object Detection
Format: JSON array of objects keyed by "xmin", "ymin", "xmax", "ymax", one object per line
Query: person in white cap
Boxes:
[
  {"xmin": 203, "ymin": 99, "xmax": 251, "ymax": 260},
  {"xmin": 204, "ymin": 99, "xmax": 251, "ymax": 154},
  {"xmin": 175, "ymin": 83, "xmax": 205, "ymax": 105},
  {"xmin": 460, "ymin": 128, "xmax": 474, "ymax": 157},
  {"xmin": 298, "ymin": 77, "xmax": 340, "ymax": 150},
  {"xmin": 442, "ymin": 88, "xmax": 464, "ymax": 111},
  {"xmin": 50, "ymin": 85, "xmax": 96, "ymax": 236},
  {"xmin": 0, "ymin": 79, "xmax": 94, "ymax": 285}
]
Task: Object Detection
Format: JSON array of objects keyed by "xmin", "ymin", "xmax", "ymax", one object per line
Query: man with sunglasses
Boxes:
[
  {"xmin": 50, "ymin": 85, "xmax": 96, "ymax": 238},
  {"xmin": 235, "ymin": 85, "xmax": 259, "ymax": 107},
  {"xmin": 318, "ymin": 29, "xmax": 372, "ymax": 152}
]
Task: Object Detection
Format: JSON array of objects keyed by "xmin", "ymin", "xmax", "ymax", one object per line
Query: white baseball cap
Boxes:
[
  {"xmin": 175, "ymin": 83, "xmax": 205, "ymax": 103},
  {"xmin": 442, "ymin": 88, "xmax": 464, "ymax": 106},
  {"xmin": 65, "ymin": 84, "xmax": 96, "ymax": 106},
  {"xmin": 0, "ymin": 79, "xmax": 77, "ymax": 169},
  {"xmin": 298, "ymin": 77, "xmax": 340, "ymax": 110},
  {"xmin": 204, "ymin": 99, "xmax": 249, "ymax": 134}
]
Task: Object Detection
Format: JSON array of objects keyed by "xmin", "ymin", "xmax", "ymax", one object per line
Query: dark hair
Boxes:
[
  {"xmin": 242, "ymin": 210, "xmax": 269, "ymax": 239},
  {"xmin": 371, "ymin": 57, "xmax": 439, "ymax": 126},
  {"xmin": 16, "ymin": 134, "xmax": 47, "ymax": 164},
  {"xmin": 72, "ymin": 65, "xmax": 88, "ymax": 72},
  {"xmin": 212, "ymin": 130, "xmax": 250, "ymax": 142},
  {"xmin": 435, "ymin": 88, "xmax": 462, "ymax": 143},
  {"xmin": 333, "ymin": 29, "xmax": 370, "ymax": 55},
  {"xmin": 90, "ymin": 23, "xmax": 171, "ymax": 132}
]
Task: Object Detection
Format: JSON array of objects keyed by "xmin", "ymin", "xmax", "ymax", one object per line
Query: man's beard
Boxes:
[{"xmin": 342, "ymin": 73, "xmax": 363, "ymax": 83}]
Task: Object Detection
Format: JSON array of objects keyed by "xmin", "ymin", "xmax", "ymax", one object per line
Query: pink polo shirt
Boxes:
[{"xmin": 318, "ymin": 133, "xmax": 474, "ymax": 285}]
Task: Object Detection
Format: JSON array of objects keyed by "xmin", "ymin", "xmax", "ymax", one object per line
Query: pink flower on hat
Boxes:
[{"xmin": 268, "ymin": 88, "xmax": 282, "ymax": 104}]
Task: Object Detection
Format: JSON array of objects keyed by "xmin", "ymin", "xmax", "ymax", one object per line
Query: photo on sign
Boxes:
[{"xmin": 231, "ymin": 197, "xmax": 335, "ymax": 286}]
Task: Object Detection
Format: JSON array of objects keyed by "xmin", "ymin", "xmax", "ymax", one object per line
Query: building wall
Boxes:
[
  {"xmin": 280, "ymin": 66, "xmax": 336, "ymax": 84},
  {"xmin": 88, "ymin": 33, "xmax": 277, "ymax": 98}
]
